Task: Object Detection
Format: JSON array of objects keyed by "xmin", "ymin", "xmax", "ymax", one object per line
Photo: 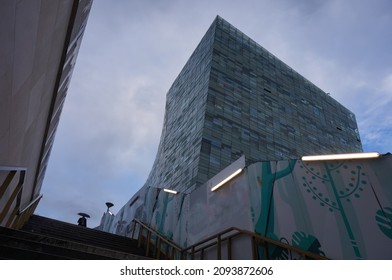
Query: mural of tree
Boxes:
[
  {"xmin": 115, "ymin": 221, "xmax": 126, "ymax": 235},
  {"xmin": 254, "ymin": 160, "xmax": 296, "ymax": 236},
  {"xmin": 262, "ymin": 231, "xmax": 325, "ymax": 260},
  {"xmin": 291, "ymin": 231, "xmax": 325, "ymax": 257},
  {"xmin": 265, "ymin": 233, "xmax": 290, "ymax": 260},
  {"xmin": 151, "ymin": 190, "xmax": 188, "ymax": 246},
  {"xmin": 141, "ymin": 187, "xmax": 160, "ymax": 223},
  {"xmin": 376, "ymin": 207, "xmax": 392, "ymax": 239},
  {"xmin": 299, "ymin": 161, "xmax": 368, "ymax": 259}
]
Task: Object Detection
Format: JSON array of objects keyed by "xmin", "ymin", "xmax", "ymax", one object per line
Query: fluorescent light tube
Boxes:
[
  {"xmin": 301, "ymin": 152, "xmax": 380, "ymax": 161},
  {"xmin": 211, "ymin": 168, "xmax": 243, "ymax": 192},
  {"xmin": 163, "ymin": 188, "xmax": 178, "ymax": 194}
]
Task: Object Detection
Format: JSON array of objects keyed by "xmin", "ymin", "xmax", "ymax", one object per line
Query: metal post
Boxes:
[
  {"xmin": 251, "ymin": 237, "xmax": 257, "ymax": 259},
  {"xmin": 137, "ymin": 226, "xmax": 143, "ymax": 248},
  {"xmin": 228, "ymin": 237, "xmax": 232, "ymax": 260},
  {"xmin": 191, "ymin": 246, "xmax": 195, "ymax": 260},
  {"xmin": 131, "ymin": 221, "xmax": 136, "ymax": 239},
  {"xmin": 217, "ymin": 234, "xmax": 222, "ymax": 260},
  {"xmin": 145, "ymin": 230, "xmax": 151, "ymax": 256},
  {"xmin": 165, "ymin": 242, "xmax": 170, "ymax": 259},
  {"xmin": 155, "ymin": 237, "xmax": 161, "ymax": 259},
  {"xmin": 263, "ymin": 240, "xmax": 269, "ymax": 260}
]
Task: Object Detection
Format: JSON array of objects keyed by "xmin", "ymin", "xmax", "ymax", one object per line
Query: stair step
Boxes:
[
  {"xmin": 0, "ymin": 244, "xmax": 70, "ymax": 260},
  {"xmin": 21, "ymin": 215, "xmax": 145, "ymax": 256},
  {"xmin": 0, "ymin": 226, "xmax": 149, "ymax": 260}
]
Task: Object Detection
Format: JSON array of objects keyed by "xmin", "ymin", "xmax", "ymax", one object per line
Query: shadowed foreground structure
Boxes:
[{"xmin": 0, "ymin": 0, "xmax": 92, "ymax": 230}]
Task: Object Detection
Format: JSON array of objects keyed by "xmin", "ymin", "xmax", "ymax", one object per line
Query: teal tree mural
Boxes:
[
  {"xmin": 291, "ymin": 231, "xmax": 325, "ymax": 257},
  {"xmin": 252, "ymin": 160, "xmax": 319, "ymax": 259},
  {"xmin": 300, "ymin": 161, "xmax": 368, "ymax": 259},
  {"xmin": 114, "ymin": 209, "xmax": 126, "ymax": 235},
  {"xmin": 146, "ymin": 188, "xmax": 188, "ymax": 247},
  {"xmin": 376, "ymin": 207, "xmax": 392, "ymax": 239},
  {"xmin": 254, "ymin": 160, "xmax": 297, "ymax": 236},
  {"xmin": 266, "ymin": 231, "xmax": 326, "ymax": 259}
]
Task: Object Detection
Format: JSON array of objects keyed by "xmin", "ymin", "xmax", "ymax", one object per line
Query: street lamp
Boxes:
[{"xmin": 105, "ymin": 202, "xmax": 114, "ymax": 215}]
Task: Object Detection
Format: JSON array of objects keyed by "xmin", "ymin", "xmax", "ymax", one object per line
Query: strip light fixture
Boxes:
[
  {"xmin": 301, "ymin": 152, "xmax": 381, "ymax": 162},
  {"xmin": 211, "ymin": 168, "xmax": 243, "ymax": 192},
  {"xmin": 163, "ymin": 188, "xmax": 178, "ymax": 195}
]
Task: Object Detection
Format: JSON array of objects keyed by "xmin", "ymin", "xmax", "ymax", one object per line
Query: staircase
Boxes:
[
  {"xmin": 0, "ymin": 215, "xmax": 149, "ymax": 260},
  {"xmin": 0, "ymin": 215, "xmax": 327, "ymax": 260}
]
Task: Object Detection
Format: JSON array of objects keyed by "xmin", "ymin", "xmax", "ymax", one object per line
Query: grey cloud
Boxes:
[{"xmin": 36, "ymin": 0, "xmax": 392, "ymax": 226}]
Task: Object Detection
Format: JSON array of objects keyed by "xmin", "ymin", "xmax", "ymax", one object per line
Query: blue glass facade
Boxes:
[{"xmin": 143, "ymin": 16, "xmax": 362, "ymax": 194}]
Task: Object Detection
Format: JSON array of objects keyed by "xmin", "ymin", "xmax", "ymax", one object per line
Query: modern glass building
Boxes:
[{"xmin": 143, "ymin": 15, "xmax": 362, "ymax": 195}]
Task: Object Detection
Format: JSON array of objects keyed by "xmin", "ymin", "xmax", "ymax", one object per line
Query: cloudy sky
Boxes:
[{"xmin": 36, "ymin": 0, "xmax": 392, "ymax": 227}]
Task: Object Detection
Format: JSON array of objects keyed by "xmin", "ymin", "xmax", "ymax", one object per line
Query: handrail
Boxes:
[
  {"xmin": 19, "ymin": 194, "xmax": 43, "ymax": 214},
  {"xmin": 131, "ymin": 219, "xmax": 328, "ymax": 260},
  {"xmin": 132, "ymin": 219, "xmax": 185, "ymax": 259},
  {"xmin": 183, "ymin": 227, "xmax": 328, "ymax": 260}
]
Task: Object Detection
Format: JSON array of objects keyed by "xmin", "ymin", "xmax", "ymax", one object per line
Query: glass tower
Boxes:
[{"xmin": 143, "ymin": 16, "xmax": 362, "ymax": 194}]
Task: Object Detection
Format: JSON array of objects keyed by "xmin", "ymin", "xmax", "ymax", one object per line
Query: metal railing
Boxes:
[
  {"xmin": 131, "ymin": 219, "xmax": 184, "ymax": 259},
  {"xmin": 13, "ymin": 194, "xmax": 43, "ymax": 229},
  {"xmin": 131, "ymin": 219, "xmax": 328, "ymax": 260}
]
